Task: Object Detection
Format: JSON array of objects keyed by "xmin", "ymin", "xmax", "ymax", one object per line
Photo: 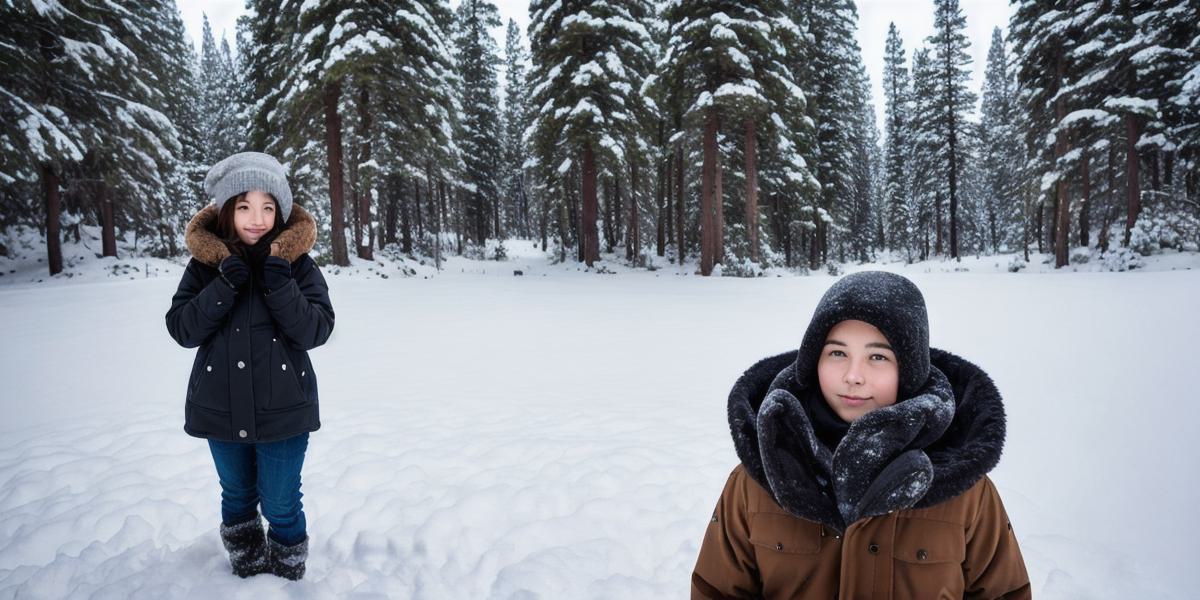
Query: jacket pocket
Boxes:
[
  {"xmin": 749, "ymin": 512, "xmax": 823, "ymax": 554},
  {"xmin": 266, "ymin": 339, "xmax": 308, "ymax": 412},
  {"xmin": 187, "ymin": 345, "xmax": 229, "ymax": 413},
  {"xmin": 892, "ymin": 517, "xmax": 966, "ymax": 599}
]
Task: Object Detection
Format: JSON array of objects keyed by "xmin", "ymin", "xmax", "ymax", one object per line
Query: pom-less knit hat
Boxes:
[
  {"xmin": 203, "ymin": 151, "xmax": 294, "ymax": 221},
  {"xmin": 793, "ymin": 271, "xmax": 931, "ymax": 399}
]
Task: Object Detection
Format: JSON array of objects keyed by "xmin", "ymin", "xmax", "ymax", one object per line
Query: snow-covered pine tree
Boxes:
[
  {"xmin": 805, "ymin": 0, "xmax": 868, "ymax": 269},
  {"xmin": 845, "ymin": 58, "xmax": 878, "ymax": 264},
  {"xmin": 927, "ymin": 0, "xmax": 975, "ymax": 260},
  {"xmin": 453, "ymin": 0, "xmax": 504, "ymax": 247},
  {"xmin": 0, "ymin": 1, "xmax": 90, "ymax": 272},
  {"xmin": 977, "ymin": 26, "xmax": 1023, "ymax": 254},
  {"xmin": 882, "ymin": 23, "xmax": 912, "ymax": 255},
  {"xmin": 908, "ymin": 47, "xmax": 942, "ymax": 261},
  {"xmin": 527, "ymin": 0, "xmax": 654, "ymax": 267},
  {"xmin": 501, "ymin": 19, "xmax": 532, "ymax": 240},
  {"xmin": 198, "ymin": 16, "xmax": 242, "ymax": 168},
  {"xmin": 659, "ymin": 0, "xmax": 807, "ymax": 273},
  {"xmin": 134, "ymin": 0, "xmax": 203, "ymax": 258},
  {"xmin": 0, "ymin": 0, "xmax": 179, "ymax": 271}
]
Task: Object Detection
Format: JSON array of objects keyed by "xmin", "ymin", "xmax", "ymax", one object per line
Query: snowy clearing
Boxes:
[{"xmin": 0, "ymin": 240, "xmax": 1197, "ymax": 598}]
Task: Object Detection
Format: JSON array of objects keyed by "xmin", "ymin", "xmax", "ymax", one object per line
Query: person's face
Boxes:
[
  {"xmin": 233, "ymin": 190, "xmax": 276, "ymax": 245},
  {"xmin": 817, "ymin": 319, "xmax": 900, "ymax": 422}
]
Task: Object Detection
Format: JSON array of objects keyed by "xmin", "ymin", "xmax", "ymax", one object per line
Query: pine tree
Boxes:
[
  {"xmin": 927, "ymin": 0, "xmax": 975, "ymax": 260},
  {"xmin": 882, "ymin": 23, "xmax": 912, "ymax": 255},
  {"xmin": 527, "ymin": 0, "xmax": 654, "ymax": 267},
  {"xmin": 501, "ymin": 19, "xmax": 532, "ymax": 239},
  {"xmin": 453, "ymin": 0, "xmax": 504, "ymax": 246},
  {"xmin": 977, "ymin": 27, "xmax": 1022, "ymax": 254}
]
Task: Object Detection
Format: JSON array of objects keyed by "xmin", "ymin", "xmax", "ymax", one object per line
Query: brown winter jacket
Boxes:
[
  {"xmin": 693, "ymin": 466, "xmax": 1029, "ymax": 599},
  {"xmin": 693, "ymin": 350, "xmax": 1030, "ymax": 599}
]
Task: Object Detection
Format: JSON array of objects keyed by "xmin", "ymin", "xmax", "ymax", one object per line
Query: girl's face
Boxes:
[
  {"xmin": 817, "ymin": 319, "xmax": 900, "ymax": 422},
  {"xmin": 233, "ymin": 190, "xmax": 277, "ymax": 246}
]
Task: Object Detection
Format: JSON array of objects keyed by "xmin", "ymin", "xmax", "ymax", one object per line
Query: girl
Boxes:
[
  {"xmin": 692, "ymin": 271, "xmax": 1030, "ymax": 598},
  {"xmin": 165, "ymin": 151, "xmax": 334, "ymax": 580}
]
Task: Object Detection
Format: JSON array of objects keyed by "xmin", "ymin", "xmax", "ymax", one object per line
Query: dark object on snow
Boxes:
[
  {"xmin": 166, "ymin": 205, "xmax": 333, "ymax": 443},
  {"xmin": 793, "ymin": 271, "xmax": 930, "ymax": 399},
  {"xmin": 514, "ymin": 270, "xmax": 524, "ymax": 276},
  {"xmin": 267, "ymin": 535, "xmax": 309, "ymax": 581},
  {"xmin": 219, "ymin": 515, "xmax": 269, "ymax": 578}
]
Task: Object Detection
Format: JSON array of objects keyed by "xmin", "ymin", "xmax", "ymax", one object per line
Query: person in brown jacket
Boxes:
[{"xmin": 693, "ymin": 271, "xmax": 1031, "ymax": 599}]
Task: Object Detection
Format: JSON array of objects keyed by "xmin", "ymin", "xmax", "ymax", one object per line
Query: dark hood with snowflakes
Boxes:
[{"xmin": 727, "ymin": 347, "xmax": 1008, "ymax": 533}]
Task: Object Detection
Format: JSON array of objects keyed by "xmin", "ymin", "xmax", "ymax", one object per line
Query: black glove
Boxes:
[
  {"xmin": 218, "ymin": 255, "xmax": 250, "ymax": 290},
  {"xmin": 262, "ymin": 256, "xmax": 293, "ymax": 294}
]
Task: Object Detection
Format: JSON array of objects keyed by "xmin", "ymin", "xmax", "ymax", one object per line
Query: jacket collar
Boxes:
[
  {"xmin": 728, "ymin": 348, "xmax": 1007, "ymax": 533},
  {"xmin": 184, "ymin": 203, "xmax": 317, "ymax": 267}
]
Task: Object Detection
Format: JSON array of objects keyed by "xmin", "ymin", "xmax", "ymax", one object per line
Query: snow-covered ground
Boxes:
[{"xmin": 1, "ymin": 235, "xmax": 1198, "ymax": 598}]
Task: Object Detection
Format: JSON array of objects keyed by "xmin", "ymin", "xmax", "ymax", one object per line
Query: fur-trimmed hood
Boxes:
[
  {"xmin": 728, "ymin": 348, "xmax": 1007, "ymax": 533},
  {"xmin": 184, "ymin": 203, "xmax": 317, "ymax": 267}
]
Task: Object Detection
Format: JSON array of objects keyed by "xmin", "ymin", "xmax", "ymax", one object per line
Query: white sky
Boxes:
[{"xmin": 178, "ymin": 0, "xmax": 1013, "ymax": 133}]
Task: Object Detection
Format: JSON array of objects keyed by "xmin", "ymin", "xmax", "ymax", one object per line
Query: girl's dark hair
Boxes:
[{"xmin": 215, "ymin": 192, "xmax": 285, "ymax": 257}]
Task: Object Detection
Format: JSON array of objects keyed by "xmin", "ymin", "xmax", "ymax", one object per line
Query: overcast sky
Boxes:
[{"xmin": 178, "ymin": 0, "xmax": 1015, "ymax": 132}]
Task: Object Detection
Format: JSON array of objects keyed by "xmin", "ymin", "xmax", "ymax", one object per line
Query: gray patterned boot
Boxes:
[
  {"xmin": 267, "ymin": 534, "xmax": 308, "ymax": 580},
  {"xmin": 218, "ymin": 516, "xmax": 268, "ymax": 578}
]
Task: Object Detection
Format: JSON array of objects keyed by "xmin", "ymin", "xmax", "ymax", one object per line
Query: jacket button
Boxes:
[
  {"xmin": 917, "ymin": 549, "xmax": 928, "ymax": 561},
  {"xmin": 206, "ymin": 365, "xmax": 212, "ymax": 372},
  {"xmin": 301, "ymin": 371, "xmax": 305, "ymax": 377},
  {"xmin": 273, "ymin": 338, "xmax": 277, "ymax": 342},
  {"xmin": 868, "ymin": 543, "xmax": 879, "ymax": 554},
  {"xmin": 775, "ymin": 542, "xmax": 784, "ymax": 551},
  {"xmin": 238, "ymin": 430, "xmax": 247, "ymax": 438},
  {"xmin": 282, "ymin": 363, "xmax": 287, "ymax": 371},
  {"xmin": 237, "ymin": 360, "xmax": 245, "ymax": 369},
  {"xmin": 216, "ymin": 301, "xmax": 222, "ymax": 306}
]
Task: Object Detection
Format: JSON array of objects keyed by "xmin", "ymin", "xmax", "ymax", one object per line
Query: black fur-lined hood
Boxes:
[{"xmin": 728, "ymin": 348, "xmax": 1007, "ymax": 533}]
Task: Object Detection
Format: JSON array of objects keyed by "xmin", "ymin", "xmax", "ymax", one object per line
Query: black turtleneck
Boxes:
[{"xmin": 799, "ymin": 386, "xmax": 852, "ymax": 450}]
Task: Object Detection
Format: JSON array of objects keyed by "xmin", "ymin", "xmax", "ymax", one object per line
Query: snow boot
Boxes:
[
  {"xmin": 219, "ymin": 516, "xmax": 269, "ymax": 578},
  {"xmin": 267, "ymin": 534, "xmax": 308, "ymax": 580}
]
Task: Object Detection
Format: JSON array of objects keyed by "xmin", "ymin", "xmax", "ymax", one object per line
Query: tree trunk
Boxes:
[
  {"xmin": 700, "ymin": 108, "xmax": 717, "ymax": 275},
  {"xmin": 1123, "ymin": 114, "xmax": 1142, "ymax": 246},
  {"xmin": 934, "ymin": 191, "xmax": 942, "ymax": 256},
  {"xmin": 581, "ymin": 144, "xmax": 599, "ymax": 265},
  {"xmin": 628, "ymin": 159, "xmax": 639, "ymax": 263},
  {"xmin": 324, "ymin": 81, "xmax": 350, "ymax": 266},
  {"xmin": 43, "ymin": 164, "xmax": 63, "ymax": 276},
  {"xmin": 603, "ymin": 176, "xmax": 614, "ymax": 253},
  {"xmin": 1053, "ymin": 55, "xmax": 1070, "ymax": 268},
  {"xmin": 1035, "ymin": 199, "xmax": 1044, "ymax": 254},
  {"xmin": 355, "ymin": 86, "xmax": 373, "ymax": 260},
  {"xmin": 675, "ymin": 141, "xmax": 685, "ymax": 265},
  {"xmin": 745, "ymin": 119, "xmax": 759, "ymax": 263},
  {"xmin": 385, "ymin": 176, "xmax": 398, "ymax": 246},
  {"xmin": 99, "ymin": 181, "xmax": 117, "ymax": 257},
  {"xmin": 1079, "ymin": 152, "xmax": 1090, "ymax": 248},
  {"xmin": 714, "ymin": 123, "xmax": 724, "ymax": 266}
]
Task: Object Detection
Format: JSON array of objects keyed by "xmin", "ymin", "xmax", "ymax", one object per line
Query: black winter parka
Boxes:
[{"xmin": 166, "ymin": 204, "xmax": 333, "ymax": 442}]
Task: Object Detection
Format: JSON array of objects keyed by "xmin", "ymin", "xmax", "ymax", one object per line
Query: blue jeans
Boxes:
[{"xmin": 208, "ymin": 432, "xmax": 309, "ymax": 546}]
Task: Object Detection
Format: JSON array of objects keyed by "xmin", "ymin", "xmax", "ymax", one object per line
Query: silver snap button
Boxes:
[
  {"xmin": 237, "ymin": 361, "xmax": 245, "ymax": 369},
  {"xmin": 206, "ymin": 365, "xmax": 212, "ymax": 372},
  {"xmin": 216, "ymin": 301, "xmax": 222, "ymax": 306},
  {"xmin": 301, "ymin": 371, "xmax": 305, "ymax": 377},
  {"xmin": 238, "ymin": 430, "xmax": 247, "ymax": 438},
  {"xmin": 281, "ymin": 363, "xmax": 287, "ymax": 371},
  {"xmin": 272, "ymin": 338, "xmax": 276, "ymax": 342}
]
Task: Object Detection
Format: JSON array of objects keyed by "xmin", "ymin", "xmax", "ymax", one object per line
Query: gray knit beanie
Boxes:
[
  {"xmin": 793, "ymin": 271, "xmax": 931, "ymax": 400},
  {"xmin": 203, "ymin": 152, "xmax": 293, "ymax": 221}
]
